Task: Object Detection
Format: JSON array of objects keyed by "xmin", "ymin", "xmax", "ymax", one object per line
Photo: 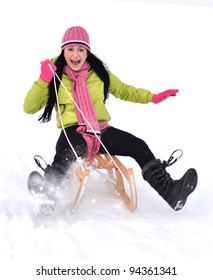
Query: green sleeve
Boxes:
[
  {"xmin": 23, "ymin": 79, "xmax": 49, "ymax": 114},
  {"xmin": 109, "ymin": 71, "xmax": 153, "ymax": 103},
  {"xmin": 23, "ymin": 57, "xmax": 58, "ymax": 114}
]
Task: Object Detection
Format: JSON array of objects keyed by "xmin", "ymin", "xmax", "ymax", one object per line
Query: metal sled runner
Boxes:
[{"xmin": 73, "ymin": 154, "xmax": 138, "ymax": 212}]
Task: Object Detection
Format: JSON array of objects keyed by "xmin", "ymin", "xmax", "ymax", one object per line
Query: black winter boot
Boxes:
[
  {"xmin": 142, "ymin": 150, "xmax": 198, "ymax": 211},
  {"xmin": 27, "ymin": 155, "xmax": 67, "ymax": 215},
  {"xmin": 28, "ymin": 170, "xmax": 56, "ymax": 215}
]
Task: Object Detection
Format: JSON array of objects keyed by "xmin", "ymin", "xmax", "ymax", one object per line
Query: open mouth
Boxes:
[{"xmin": 71, "ymin": 60, "xmax": 80, "ymax": 66}]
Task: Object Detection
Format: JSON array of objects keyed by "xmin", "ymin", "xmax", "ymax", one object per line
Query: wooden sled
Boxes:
[{"xmin": 72, "ymin": 154, "xmax": 137, "ymax": 212}]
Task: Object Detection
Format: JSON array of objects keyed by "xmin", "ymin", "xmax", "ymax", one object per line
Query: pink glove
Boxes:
[
  {"xmin": 152, "ymin": 89, "xmax": 179, "ymax": 104},
  {"xmin": 39, "ymin": 59, "xmax": 57, "ymax": 83}
]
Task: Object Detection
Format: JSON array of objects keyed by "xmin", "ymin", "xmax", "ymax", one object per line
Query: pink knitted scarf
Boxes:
[{"xmin": 64, "ymin": 62, "xmax": 106, "ymax": 161}]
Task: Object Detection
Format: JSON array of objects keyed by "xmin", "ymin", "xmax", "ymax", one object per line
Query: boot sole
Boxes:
[
  {"xmin": 171, "ymin": 168, "xmax": 198, "ymax": 211},
  {"xmin": 28, "ymin": 171, "xmax": 56, "ymax": 215},
  {"xmin": 28, "ymin": 171, "xmax": 43, "ymax": 194}
]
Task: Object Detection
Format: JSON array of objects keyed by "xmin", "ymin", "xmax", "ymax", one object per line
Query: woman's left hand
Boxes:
[{"xmin": 152, "ymin": 89, "xmax": 179, "ymax": 104}]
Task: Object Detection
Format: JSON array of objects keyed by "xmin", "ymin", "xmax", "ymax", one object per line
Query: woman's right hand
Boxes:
[{"xmin": 39, "ymin": 59, "xmax": 57, "ymax": 83}]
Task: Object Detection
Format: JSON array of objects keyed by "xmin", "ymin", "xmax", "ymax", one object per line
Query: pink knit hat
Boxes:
[{"xmin": 61, "ymin": 26, "xmax": 90, "ymax": 51}]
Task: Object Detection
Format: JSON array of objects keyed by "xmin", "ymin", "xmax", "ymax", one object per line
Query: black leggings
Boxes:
[{"xmin": 48, "ymin": 125, "xmax": 155, "ymax": 177}]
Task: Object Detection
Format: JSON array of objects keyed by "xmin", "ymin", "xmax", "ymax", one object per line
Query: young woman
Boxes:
[{"xmin": 24, "ymin": 26, "xmax": 197, "ymax": 213}]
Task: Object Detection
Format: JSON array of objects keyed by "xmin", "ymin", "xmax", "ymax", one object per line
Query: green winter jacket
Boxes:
[{"xmin": 24, "ymin": 68, "xmax": 153, "ymax": 129}]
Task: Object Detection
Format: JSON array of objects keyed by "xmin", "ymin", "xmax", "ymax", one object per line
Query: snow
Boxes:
[{"xmin": 1, "ymin": 0, "xmax": 213, "ymax": 279}]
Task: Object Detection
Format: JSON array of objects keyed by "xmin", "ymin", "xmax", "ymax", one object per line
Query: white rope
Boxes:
[
  {"xmin": 48, "ymin": 63, "xmax": 126, "ymax": 177},
  {"xmin": 52, "ymin": 70, "xmax": 85, "ymax": 171}
]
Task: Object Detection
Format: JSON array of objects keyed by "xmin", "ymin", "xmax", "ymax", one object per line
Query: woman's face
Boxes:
[{"xmin": 64, "ymin": 45, "xmax": 88, "ymax": 71}]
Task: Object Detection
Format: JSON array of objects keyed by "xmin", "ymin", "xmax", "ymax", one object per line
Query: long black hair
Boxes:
[{"xmin": 38, "ymin": 51, "xmax": 110, "ymax": 123}]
